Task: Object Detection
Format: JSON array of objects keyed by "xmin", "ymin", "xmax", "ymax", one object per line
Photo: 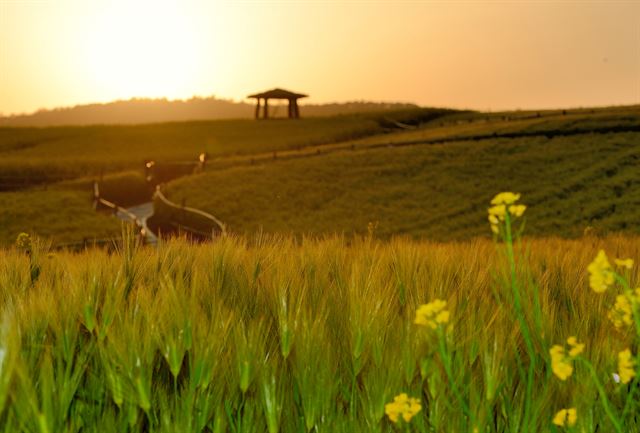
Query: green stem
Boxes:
[
  {"xmin": 582, "ymin": 360, "xmax": 622, "ymax": 433},
  {"xmin": 504, "ymin": 212, "xmax": 536, "ymax": 433},
  {"xmin": 622, "ymin": 375, "xmax": 639, "ymax": 419}
]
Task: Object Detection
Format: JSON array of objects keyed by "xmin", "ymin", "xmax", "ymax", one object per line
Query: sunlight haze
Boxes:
[{"xmin": 0, "ymin": 0, "xmax": 638, "ymax": 115}]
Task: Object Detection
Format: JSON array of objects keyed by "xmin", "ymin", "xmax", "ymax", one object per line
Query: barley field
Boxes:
[{"xmin": 1, "ymin": 197, "xmax": 639, "ymax": 432}]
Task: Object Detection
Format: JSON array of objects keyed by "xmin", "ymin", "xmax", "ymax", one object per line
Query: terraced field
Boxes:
[
  {"xmin": 1, "ymin": 105, "xmax": 639, "ymax": 246},
  {"xmin": 159, "ymin": 106, "xmax": 640, "ymax": 240}
]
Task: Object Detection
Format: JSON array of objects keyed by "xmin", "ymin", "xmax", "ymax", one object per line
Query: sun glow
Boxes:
[{"xmin": 85, "ymin": 1, "xmax": 201, "ymax": 100}]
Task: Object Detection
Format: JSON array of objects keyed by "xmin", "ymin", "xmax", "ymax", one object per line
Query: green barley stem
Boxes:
[{"xmin": 437, "ymin": 330, "xmax": 475, "ymax": 427}]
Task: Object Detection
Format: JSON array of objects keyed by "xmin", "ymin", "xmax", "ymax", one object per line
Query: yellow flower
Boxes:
[
  {"xmin": 509, "ymin": 204, "xmax": 527, "ymax": 217},
  {"xmin": 618, "ymin": 349, "xmax": 636, "ymax": 384},
  {"xmin": 550, "ymin": 345, "xmax": 573, "ymax": 380},
  {"xmin": 488, "ymin": 214, "xmax": 500, "ymax": 234},
  {"xmin": 567, "ymin": 336, "xmax": 585, "ymax": 357},
  {"xmin": 488, "ymin": 204, "xmax": 507, "ymax": 220},
  {"xmin": 553, "ymin": 408, "xmax": 577, "ymax": 427},
  {"xmin": 435, "ymin": 310, "xmax": 449, "ymax": 324},
  {"xmin": 490, "ymin": 223, "xmax": 499, "ymax": 235},
  {"xmin": 403, "ymin": 397, "xmax": 421, "ymax": 422},
  {"xmin": 550, "ymin": 339, "xmax": 583, "ymax": 380},
  {"xmin": 608, "ymin": 295, "xmax": 633, "ymax": 328},
  {"xmin": 487, "ymin": 193, "xmax": 526, "ymax": 235},
  {"xmin": 415, "ymin": 299, "xmax": 450, "ymax": 329},
  {"xmin": 614, "ymin": 258, "xmax": 634, "ymax": 269},
  {"xmin": 491, "ymin": 192, "xmax": 521, "ymax": 205},
  {"xmin": 385, "ymin": 393, "xmax": 421, "ymax": 424},
  {"xmin": 385, "ymin": 398, "xmax": 403, "ymax": 423},
  {"xmin": 587, "ymin": 250, "xmax": 615, "ymax": 293}
]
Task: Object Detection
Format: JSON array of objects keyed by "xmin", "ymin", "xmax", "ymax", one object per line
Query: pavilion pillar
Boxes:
[
  {"xmin": 293, "ymin": 99, "xmax": 300, "ymax": 119},
  {"xmin": 263, "ymin": 98, "xmax": 269, "ymax": 119},
  {"xmin": 287, "ymin": 99, "xmax": 293, "ymax": 118},
  {"xmin": 255, "ymin": 98, "xmax": 261, "ymax": 119}
]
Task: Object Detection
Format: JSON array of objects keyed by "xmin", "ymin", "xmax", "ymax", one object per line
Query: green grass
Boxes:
[
  {"xmin": 0, "ymin": 225, "xmax": 638, "ymax": 432},
  {"xmin": 0, "ymin": 189, "xmax": 122, "ymax": 246},
  {"xmin": 342, "ymin": 105, "xmax": 640, "ymax": 148},
  {"xmin": 0, "ymin": 109, "xmax": 453, "ymax": 183},
  {"xmin": 2, "ymin": 105, "xmax": 639, "ymax": 246},
  {"xmin": 160, "ymin": 129, "xmax": 640, "ymax": 240},
  {"xmin": 57, "ymin": 170, "xmax": 152, "ymax": 207}
]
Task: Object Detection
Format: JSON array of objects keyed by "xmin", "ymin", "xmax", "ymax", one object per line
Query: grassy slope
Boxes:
[
  {"xmin": 0, "ymin": 109, "xmax": 452, "ymax": 183},
  {"xmin": 161, "ymin": 108, "xmax": 640, "ymax": 240},
  {"xmin": 2, "ymin": 106, "xmax": 639, "ymax": 245},
  {"xmin": 0, "ymin": 109, "xmax": 453, "ymax": 247},
  {"xmin": 0, "ymin": 189, "xmax": 122, "ymax": 246},
  {"xmin": 343, "ymin": 105, "xmax": 640, "ymax": 148},
  {"xmin": 0, "ymin": 109, "xmax": 454, "ymax": 247}
]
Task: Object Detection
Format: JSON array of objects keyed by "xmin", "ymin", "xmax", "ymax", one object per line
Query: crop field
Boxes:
[
  {"xmin": 160, "ymin": 128, "xmax": 640, "ymax": 240},
  {"xmin": 0, "ymin": 189, "xmax": 122, "ymax": 246},
  {"xmin": 1, "ymin": 105, "xmax": 639, "ymax": 247},
  {"xmin": 1, "ymin": 199, "xmax": 639, "ymax": 432}
]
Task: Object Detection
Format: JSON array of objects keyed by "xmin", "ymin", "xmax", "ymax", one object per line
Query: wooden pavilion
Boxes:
[{"xmin": 247, "ymin": 88, "xmax": 308, "ymax": 119}]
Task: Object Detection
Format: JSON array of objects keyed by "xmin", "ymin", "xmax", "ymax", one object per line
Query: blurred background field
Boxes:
[{"xmin": 1, "ymin": 105, "xmax": 639, "ymax": 246}]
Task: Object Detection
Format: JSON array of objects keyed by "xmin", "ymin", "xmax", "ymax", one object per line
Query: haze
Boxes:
[{"xmin": 1, "ymin": 0, "xmax": 638, "ymax": 116}]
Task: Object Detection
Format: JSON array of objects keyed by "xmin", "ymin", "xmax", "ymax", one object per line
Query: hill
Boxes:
[
  {"xmin": 156, "ymin": 105, "xmax": 640, "ymax": 240},
  {"xmin": 0, "ymin": 108, "xmax": 454, "ymax": 246},
  {"xmin": 0, "ymin": 108, "xmax": 451, "ymax": 188},
  {"xmin": 2, "ymin": 105, "xmax": 640, "ymax": 246},
  {"xmin": 0, "ymin": 96, "xmax": 418, "ymax": 127}
]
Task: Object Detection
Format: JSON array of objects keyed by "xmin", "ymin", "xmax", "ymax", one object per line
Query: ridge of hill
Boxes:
[{"xmin": 0, "ymin": 96, "xmax": 418, "ymax": 127}]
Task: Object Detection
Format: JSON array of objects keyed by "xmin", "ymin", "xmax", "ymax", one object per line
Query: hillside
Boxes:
[
  {"xmin": 0, "ymin": 189, "xmax": 122, "ymax": 246},
  {"xmin": 0, "ymin": 108, "xmax": 450, "ymax": 188},
  {"xmin": 2, "ymin": 105, "xmax": 639, "ymax": 246},
  {"xmin": 0, "ymin": 96, "xmax": 417, "ymax": 127},
  {"xmin": 157, "ymin": 105, "xmax": 640, "ymax": 240},
  {"xmin": 0, "ymin": 108, "xmax": 453, "ymax": 246}
]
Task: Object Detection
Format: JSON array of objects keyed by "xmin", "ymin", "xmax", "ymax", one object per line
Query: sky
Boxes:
[{"xmin": 0, "ymin": 0, "xmax": 639, "ymax": 115}]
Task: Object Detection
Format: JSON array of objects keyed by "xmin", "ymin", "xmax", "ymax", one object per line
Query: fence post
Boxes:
[
  {"xmin": 199, "ymin": 152, "xmax": 208, "ymax": 170},
  {"xmin": 145, "ymin": 160, "xmax": 155, "ymax": 183},
  {"xmin": 93, "ymin": 181, "xmax": 100, "ymax": 210}
]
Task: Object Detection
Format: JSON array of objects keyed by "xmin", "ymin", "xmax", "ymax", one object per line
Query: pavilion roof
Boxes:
[{"xmin": 248, "ymin": 88, "xmax": 308, "ymax": 99}]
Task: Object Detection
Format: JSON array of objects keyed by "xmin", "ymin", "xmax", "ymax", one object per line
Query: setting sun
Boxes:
[
  {"xmin": 84, "ymin": 1, "xmax": 201, "ymax": 100},
  {"xmin": 1, "ymin": 1, "xmax": 638, "ymax": 115}
]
